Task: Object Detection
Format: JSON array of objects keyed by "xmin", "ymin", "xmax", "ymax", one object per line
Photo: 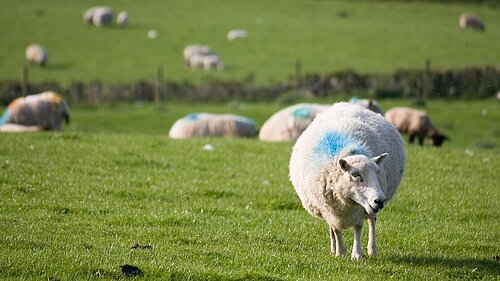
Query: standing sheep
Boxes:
[
  {"xmin": 289, "ymin": 102, "xmax": 405, "ymax": 260},
  {"xmin": 385, "ymin": 107, "xmax": 449, "ymax": 147},
  {"xmin": 25, "ymin": 44, "xmax": 48, "ymax": 66},
  {"xmin": 259, "ymin": 103, "xmax": 330, "ymax": 142},
  {"xmin": 117, "ymin": 11, "xmax": 129, "ymax": 26},
  {"xmin": 0, "ymin": 91, "xmax": 70, "ymax": 131},
  {"xmin": 459, "ymin": 13, "xmax": 485, "ymax": 31},
  {"xmin": 169, "ymin": 113, "xmax": 257, "ymax": 139},
  {"xmin": 183, "ymin": 44, "xmax": 212, "ymax": 66}
]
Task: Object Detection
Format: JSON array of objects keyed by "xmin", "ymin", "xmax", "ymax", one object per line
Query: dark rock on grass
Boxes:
[
  {"xmin": 120, "ymin": 264, "xmax": 144, "ymax": 277},
  {"xmin": 130, "ymin": 243, "xmax": 152, "ymax": 249}
]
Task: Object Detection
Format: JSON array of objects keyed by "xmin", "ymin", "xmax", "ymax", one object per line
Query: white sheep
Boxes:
[
  {"xmin": 0, "ymin": 91, "xmax": 70, "ymax": 131},
  {"xmin": 349, "ymin": 97, "xmax": 384, "ymax": 115},
  {"xmin": 289, "ymin": 102, "xmax": 405, "ymax": 260},
  {"xmin": 459, "ymin": 13, "xmax": 485, "ymax": 31},
  {"xmin": 25, "ymin": 44, "xmax": 48, "ymax": 66},
  {"xmin": 169, "ymin": 113, "xmax": 257, "ymax": 139},
  {"xmin": 385, "ymin": 107, "xmax": 449, "ymax": 147},
  {"xmin": 259, "ymin": 103, "xmax": 330, "ymax": 142},
  {"xmin": 84, "ymin": 6, "xmax": 113, "ymax": 27},
  {"xmin": 227, "ymin": 29, "xmax": 247, "ymax": 41},
  {"xmin": 202, "ymin": 54, "xmax": 224, "ymax": 71},
  {"xmin": 117, "ymin": 11, "xmax": 129, "ymax": 26},
  {"xmin": 183, "ymin": 44, "xmax": 212, "ymax": 66}
]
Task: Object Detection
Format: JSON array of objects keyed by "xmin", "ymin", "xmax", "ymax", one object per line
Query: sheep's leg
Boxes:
[
  {"xmin": 367, "ymin": 217, "xmax": 377, "ymax": 256},
  {"xmin": 408, "ymin": 134, "xmax": 415, "ymax": 144},
  {"xmin": 332, "ymin": 228, "xmax": 347, "ymax": 257},
  {"xmin": 351, "ymin": 224, "xmax": 363, "ymax": 260},
  {"xmin": 329, "ymin": 227, "xmax": 336, "ymax": 255}
]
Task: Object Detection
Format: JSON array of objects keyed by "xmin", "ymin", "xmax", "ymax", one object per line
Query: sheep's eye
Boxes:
[{"xmin": 351, "ymin": 171, "xmax": 361, "ymax": 178}]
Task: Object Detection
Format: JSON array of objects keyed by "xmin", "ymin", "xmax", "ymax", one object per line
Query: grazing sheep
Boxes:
[
  {"xmin": 349, "ymin": 97, "xmax": 384, "ymax": 115},
  {"xmin": 227, "ymin": 29, "xmax": 247, "ymax": 41},
  {"xmin": 0, "ymin": 91, "xmax": 70, "ymax": 131},
  {"xmin": 169, "ymin": 113, "xmax": 257, "ymax": 139},
  {"xmin": 385, "ymin": 107, "xmax": 449, "ymax": 147},
  {"xmin": 25, "ymin": 44, "xmax": 48, "ymax": 66},
  {"xmin": 259, "ymin": 103, "xmax": 330, "ymax": 142},
  {"xmin": 183, "ymin": 44, "xmax": 212, "ymax": 66},
  {"xmin": 117, "ymin": 11, "xmax": 129, "ymax": 26},
  {"xmin": 202, "ymin": 54, "xmax": 224, "ymax": 71},
  {"xmin": 459, "ymin": 13, "xmax": 485, "ymax": 31},
  {"xmin": 84, "ymin": 6, "xmax": 113, "ymax": 27},
  {"xmin": 290, "ymin": 102, "xmax": 405, "ymax": 260}
]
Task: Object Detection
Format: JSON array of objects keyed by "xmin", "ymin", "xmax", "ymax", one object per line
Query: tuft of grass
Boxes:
[{"xmin": 0, "ymin": 100, "xmax": 499, "ymax": 280}]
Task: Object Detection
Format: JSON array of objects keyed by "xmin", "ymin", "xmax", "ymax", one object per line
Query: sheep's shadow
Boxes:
[{"xmin": 389, "ymin": 255, "xmax": 500, "ymax": 277}]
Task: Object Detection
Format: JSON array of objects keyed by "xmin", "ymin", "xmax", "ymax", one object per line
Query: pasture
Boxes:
[
  {"xmin": 0, "ymin": 99, "xmax": 499, "ymax": 280},
  {"xmin": 1, "ymin": 0, "xmax": 499, "ymax": 85}
]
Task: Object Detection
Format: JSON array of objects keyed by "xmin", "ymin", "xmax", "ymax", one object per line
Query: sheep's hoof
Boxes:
[{"xmin": 351, "ymin": 253, "xmax": 362, "ymax": 260}]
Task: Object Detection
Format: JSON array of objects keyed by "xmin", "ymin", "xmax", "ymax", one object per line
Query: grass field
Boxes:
[
  {"xmin": 0, "ymin": 99, "xmax": 499, "ymax": 280},
  {"xmin": 1, "ymin": 0, "xmax": 499, "ymax": 85}
]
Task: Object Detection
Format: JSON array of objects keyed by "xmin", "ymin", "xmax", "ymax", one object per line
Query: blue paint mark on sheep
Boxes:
[
  {"xmin": 0, "ymin": 109, "xmax": 11, "ymax": 126},
  {"xmin": 314, "ymin": 131, "xmax": 370, "ymax": 158},
  {"xmin": 185, "ymin": 113, "xmax": 199, "ymax": 121},
  {"xmin": 292, "ymin": 107, "xmax": 314, "ymax": 119}
]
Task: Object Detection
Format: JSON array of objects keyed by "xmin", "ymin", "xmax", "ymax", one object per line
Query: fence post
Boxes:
[
  {"xmin": 155, "ymin": 65, "xmax": 163, "ymax": 104},
  {"xmin": 295, "ymin": 59, "xmax": 302, "ymax": 93},
  {"xmin": 422, "ymin": 58, "xmax": 431, "ymax": 101},
  {"xmin": 21, "ymin": 65, "xmax": 29, "ymax": 97}
]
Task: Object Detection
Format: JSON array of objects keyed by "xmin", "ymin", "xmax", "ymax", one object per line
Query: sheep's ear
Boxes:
[
  {"xmin": 339, "ymin": 159, "xmax": 350, "ymax": 171},
  {"xmin": 371, "ymin": 153, "xmax": 388, "ymax": 165}
]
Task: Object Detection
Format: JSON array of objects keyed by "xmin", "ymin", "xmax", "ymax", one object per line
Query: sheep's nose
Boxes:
[{"xmin": 374, "ymin": 199, "xmax": 385, "ymax": 209}]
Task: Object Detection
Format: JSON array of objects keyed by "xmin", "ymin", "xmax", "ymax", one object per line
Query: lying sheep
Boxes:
[
  {"xmin": 349, "ymin": 97, "xmax": 384, "ymax": 115},
  {"xmin": 0, "ymin": 91, "xmax": 70, "ymax": 131},
  {"xmin": 290, "ymin": 102, "xmax": 405, "ymax": 260},
  {"xmin": 459, "ymin": 13, "xmax": 485, "ymax": 31},
  {"xmin": 0, "ymin": 124, "xmax": 46, "ymax": 132},
  {"xmin": 385, "ymin": 107, "xmax": 449, "ymax": 147},
  {"xmin": 227, "ymin": 29, "xmax": 247, "ymax": 41},
  {"xmin": 84, "ymin": 6, "xmax": 114, "ymax": 27},
  {"xmin": 169, "ymin": 113, "xmax": 257, "ymax": 139},
  {"xmin": 25, "ymin": 44, "xmax": 48, "ymax": 66},
  {"xmin": 117, "ymin": 11, "xmax": 129, "ymax": 26},
  {"xmin": 259, "ymin": 103, "xmax": 330, "ymax": 142}
]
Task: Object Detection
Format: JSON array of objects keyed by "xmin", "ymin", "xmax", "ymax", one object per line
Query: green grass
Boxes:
[
  {"xmin": 0, "ymin": 100, "xmax": 499, "ymax": 280},
  {"xmin": 0, "ymin": 0, "xmax": 499, "ymax": 85}
]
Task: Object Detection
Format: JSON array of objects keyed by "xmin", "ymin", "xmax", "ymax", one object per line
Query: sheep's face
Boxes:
[
  {"xmin": 430, "ymin": 134, "xmax": 449, "ymax": 147},
  {"xmin": 337, "ymin": 153, "xmax": 388, "ymax": 215}
]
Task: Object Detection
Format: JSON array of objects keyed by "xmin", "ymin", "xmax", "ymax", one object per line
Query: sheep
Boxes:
[
  {"xmin": 0, "ymin": 91, "xmax": 70, "ymax": 131},
  {"xmin": 84, "ymin": 6, "xmax": 114, "ymax": 27},
  {"xmin": 259, "ymin": 103, "xmax": 330, "ymax": 142},
  {"xmin": 289, "ymin": 102, "xmax": 405, "ymax": 260},
  {"xmin": 117, "ymin": 11, "xmax": 129, "ymax": 26},
  {"xmin": 227, "ymin": 29, "xmax": 247, "ymax": 41},
  {"xmin": 202, "ymin": 54, "xmax": 224, "ymax": 71},
  {"xmin": 25, "ymin": 44, "xmax": 48, "ymax": 66},
  {"xmin": 385, "ymin": 107, "xmax": 449, "ymax": 147},
  {"xmin": 459, "ymin": 13, "xmax": 485, "ymax": 31},
  {"xmin": 183, "ymin": 44, "xmax": 212, "ymax": 66},
  {"xmin": 349, "ymin": 97, "xmax": 384, "ymax": 115},
  {"xmin": 169, "ymin": 113, "xmax": 257, "ymax": 139}
]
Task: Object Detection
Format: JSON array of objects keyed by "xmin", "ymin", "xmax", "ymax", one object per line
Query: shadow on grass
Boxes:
[{"xmin": 390, "ymin": 255, "xmax": 500, "ymax": 277}]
